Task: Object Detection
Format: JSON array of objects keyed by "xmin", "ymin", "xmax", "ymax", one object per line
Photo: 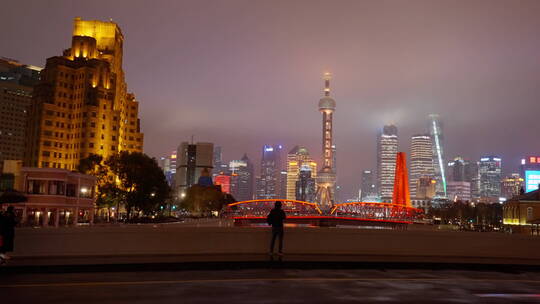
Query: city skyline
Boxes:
[{"xmin": 3, "ymin": 1, "xmax": 540, "ymax": 199}]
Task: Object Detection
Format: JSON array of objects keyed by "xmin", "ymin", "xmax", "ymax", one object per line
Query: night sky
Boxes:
[{"xmin": 3, "ymin": 0, "xmax": 540, "ymax": 199}]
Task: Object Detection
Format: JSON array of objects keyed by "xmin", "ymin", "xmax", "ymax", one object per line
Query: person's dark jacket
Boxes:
[
  {"xmin": 267, "ymin": 208, "xmax": 286, "ymax": 228},
  {"xmin": 0, "ymin": 211, "xmax": 17, "ymax": 252}
]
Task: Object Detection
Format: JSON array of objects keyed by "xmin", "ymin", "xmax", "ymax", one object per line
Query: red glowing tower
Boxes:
[{"xmin": 392, "ymin": 152, "xmax": 412, "ymax": 207}]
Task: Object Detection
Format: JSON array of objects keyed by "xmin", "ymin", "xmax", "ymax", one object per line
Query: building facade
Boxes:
[
  {"xmin": 478, "ymin": 156, "xmax": 502, "ymax": 201},
  {"xmin": 295, "ymin": 165, "xmax": 316, "ymax": 202},
  {"xmin": 25, "ymin": 18, "xmax": 144, "ymax": 170},
  {"xmin": 503, "ymin": 189, "xmax": 540, "ymax": 233},
  {"xmin": 447, "ymin": 157, "xmax": 478, "ymax": 183},
  {"xmin": 212, "ymin": 146, "xmax": 228, "ymax": 177},
  {"xmin": 501, "ymin": 173, "xmax": 523, "ymax": 199},
  {"xmin": 416, "ymin": 176, "xmax": 436, "ymax": 200},
  {"xmin": 175, "ymin": 142, "xmax": 214, "ymax": 198},
  {"xmin": 1, "ymin": 160, "xmax": 95, "ymax": 227},
  {"xmin": 428, "ymin": 114, "xmax": 447, "ymax": 198},
  {"xmin": 214, "ymin": 173, "xmax": 231, "ymax": 194},
  {"xmin": 228, "ymin": 154, "xmax": 254, "ymax": 201},
  {"xmin": 286, "ymin": 146, "xmax": 317, "ymax": 200},
  {"xmin": 409, "ymin": 134, "xmax": 434, "ymax": 199},
  {"xmin": 158, "ymin": 150, "xmax": 177, "ymax": 186},
  {"xmin": 360, "ymin": 170, "xmax": 377, "ymax": 201},
  {"xmin": 0, "ymin": 58, "xmax": 41, "ymax": 172},
  {"xmin": 377, "ymin": 125, "xmax": 398, "ymax": 202},
  {"xmin": 447, "ymin": 181, "xmax": 471, "ymax": 202},
  {"xmin": 255, "ymin": 144, "xmax": 285, "ymax": 199}
]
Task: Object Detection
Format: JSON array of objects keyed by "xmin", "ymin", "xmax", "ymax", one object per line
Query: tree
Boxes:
[
  {"xmin": 181, "ymin": 185, "xmax": 236, "ymax": 216},
  {"xmin": 106, "ymin": 152, "xmax": 170, "ymax": 219},
  {"xmin": 78, "ymin": 154, "xmax": 118, "ymax": 220},
  {"xmin": 78, "ymin": 152, "xmax": 171, "ymax": 220}
]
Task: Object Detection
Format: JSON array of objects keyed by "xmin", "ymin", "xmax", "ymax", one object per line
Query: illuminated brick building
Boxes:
[{"xmin": 25, "ymin": 18, "xmax": 143, "ymax": 169}]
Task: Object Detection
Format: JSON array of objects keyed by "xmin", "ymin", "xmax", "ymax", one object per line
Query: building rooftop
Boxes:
[{"xmin": 517, "ymin": 189, "xmax": 540, "ymax": 201}]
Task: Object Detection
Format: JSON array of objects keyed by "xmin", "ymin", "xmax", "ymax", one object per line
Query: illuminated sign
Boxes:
[
  {"xmin": 264, "ymin": 147, "xmax": 274, "ymax": 152},
  {"xmin": 525, "ymin": 170, "xmax": 540, "ymax": 192},
  {"xmin": 480, "ymin": 158, "xmax": 490, "ymax": 162},
  {"xmin": 525, "ymin": 156, "xmax": 540, "ymax": 164}
]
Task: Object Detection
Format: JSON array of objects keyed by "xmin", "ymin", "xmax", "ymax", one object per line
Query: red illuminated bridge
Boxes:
[{"xmin": 222, "ymin": 199, "xmax": 424, "ymax": 228}]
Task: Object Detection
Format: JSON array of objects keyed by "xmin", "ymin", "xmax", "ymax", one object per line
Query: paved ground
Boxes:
[{"xmin": 2, "ymin": 268, "xmax": 540, "ymax": 303}]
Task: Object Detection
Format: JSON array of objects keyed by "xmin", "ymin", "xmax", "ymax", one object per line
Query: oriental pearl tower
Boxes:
[{"xmin": 315, "ymin": 72, "xmax": 336, "ymax": 210}]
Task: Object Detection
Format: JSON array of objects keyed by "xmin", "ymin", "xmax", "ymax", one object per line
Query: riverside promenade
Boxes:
[
  {"xmin": 5, "ymin": 220, "xmax": 540, "ymax": 267},
  {"xmin": 4, "ymin": 222, "xmax": 540, "ymax": 303}
]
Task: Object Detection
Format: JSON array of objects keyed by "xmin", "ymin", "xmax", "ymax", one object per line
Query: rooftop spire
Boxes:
[{"xmin": 323, "ymin": 72, "xmax": 331, "ymax": 96}]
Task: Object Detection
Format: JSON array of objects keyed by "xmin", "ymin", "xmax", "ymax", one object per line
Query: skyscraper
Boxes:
[
  {"xmin": 228, "ymin": 154, "xmax": 254, "ymax": 201},
  {"xmin": 470, "ymin": 161, "xmax": 480, "ymax": 200},
  {"xmin": 447, "ymin": 181, "xmax": 471, "ymax": 202},
  {"xmin": 256, "ymin": 144, "xmax": 284, "ymax": 199},
  {"xmin": 501, "ymin": 173, "xmax": 523, "ymax": 199},
  {"xmin": 25, "ymin": 18, "xmax": 144, "ymax": 169},
  {"xmin": 0, "ymin": 58, "xmax": 41, "ymax": 172},
  {"xmin": 360, "ymin": 170, "xmax": 377, "ymax": 201},
  {"xmin": 296, "ymin": 165, "xmax": 316, "ymax": 202},
  {"xmin": 175, "ymin": 141, "xmax": 214, "ymax": 198},
  {"xmin": 286, "ymin": 146, "xmax": 317, "ymax": 200},
  {"xmin": 416, "ymin": 176, "xmax": 436, "ymax": 199},
  {"xmin": 315, "ymin": 72, "xmax": 337, "ymax": 209},
  {"xmin": 158, "ymin": 150, "xmax": 177, "ymax": 186},
  {"xmin": 409, "ymin": 134, "xmax": 434, "ymax": 199},
  {"xmin": 478, "ymin": 156, "xmax": 502, "ymax": 201},
  {"xmin": 212, "ymin": 146, "xmax": 227, "ymax": 177},
  {"xmin": 447, "ymin": 157, "xmax": 476, "ymax": 182},
  {"xmin": 428, "ymin": 114, "xmax": 446, "ymax": 198},
  {"xmin": 377, "ymin": 125, "xmax": 398, "ymax": 202}
]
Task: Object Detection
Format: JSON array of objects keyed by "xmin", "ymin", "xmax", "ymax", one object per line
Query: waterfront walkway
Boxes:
[{"xmin": 5, "ymin": 222, "xmax": 540, "ymax": 268}]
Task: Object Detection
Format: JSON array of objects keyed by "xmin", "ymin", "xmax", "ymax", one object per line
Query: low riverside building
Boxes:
[
  {"xmin": 1, "ymin": 160, "xmax": 96, "ymax": 227},
  {"xmin": 503, "ymin": 189, "xmax": 540, "ymax": 234}
]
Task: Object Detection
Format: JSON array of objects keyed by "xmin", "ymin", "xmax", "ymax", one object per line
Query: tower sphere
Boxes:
[{"xmin": 318, "ymin": 96, "xmax": 336, "ymax": 111}]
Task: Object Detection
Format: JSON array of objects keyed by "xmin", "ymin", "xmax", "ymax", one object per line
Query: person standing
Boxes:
[
  {"xmin": 0, "ymin": 206, "xmax": 17, "ymax": 261},
  {"xmin": 267, "ymin": 201, "xmax": 286, "ymax": 256}
]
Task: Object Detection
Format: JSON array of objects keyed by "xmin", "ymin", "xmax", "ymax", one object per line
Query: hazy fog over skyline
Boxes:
[{"xmin": 3, "ymin": 0, "xmax": 540, "ymax": 199}]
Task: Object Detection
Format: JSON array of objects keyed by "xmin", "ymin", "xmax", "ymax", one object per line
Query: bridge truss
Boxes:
[{"xmin": 223, "ymin": 200, "xmax": 423, "ymax": 227}]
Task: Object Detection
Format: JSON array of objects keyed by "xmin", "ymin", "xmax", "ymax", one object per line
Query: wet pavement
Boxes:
[{"xmin": 2, "ymin": 268, "xmax": 540, "ymax": 303}]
